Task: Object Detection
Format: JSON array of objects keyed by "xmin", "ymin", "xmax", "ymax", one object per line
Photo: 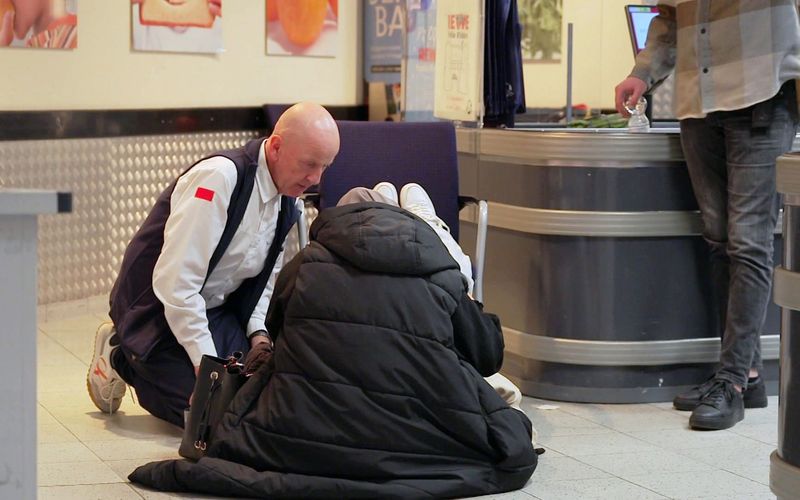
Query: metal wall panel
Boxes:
[{"xmin": 0, "ymin": 131, "xmax": 257, "ymax": 304}]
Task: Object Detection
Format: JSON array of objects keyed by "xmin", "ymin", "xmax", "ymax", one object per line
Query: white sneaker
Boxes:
[
  {"xmin": 372, "ymin": 182, "xmax": 399, "ymax": 205},
  {"xmin": 399, "ymin": 183, "xmax": 450, "ymax": 232},
  {"xmin": 87, "ymin": 322, "xmax": 127, "ymax": 414}
]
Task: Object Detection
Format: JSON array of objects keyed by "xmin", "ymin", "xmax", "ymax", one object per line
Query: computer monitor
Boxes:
[{"xmin": 625, "ymin": 5, "xmax": 659, "ymax": 57}]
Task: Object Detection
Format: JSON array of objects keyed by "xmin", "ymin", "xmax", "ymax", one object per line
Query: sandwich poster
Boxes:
[
  {"xmin": 266, "ymin": 0, "xmax": 338, "ymax": 57},
  {"xmin": 131, "ymin": 0, "xmax": 223, "ymax": 54},
  {"xmin": 0, "ymin": 0, "xmax": 78, "ymax": 50}
]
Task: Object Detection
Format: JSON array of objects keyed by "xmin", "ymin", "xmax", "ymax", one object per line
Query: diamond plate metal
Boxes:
[
  {"xmin": 0, "ymin": 131, "xmax": 257, "ymax": 304},
  {"xmin": 651, "ymin": 72, "xmax": 676, "ymax": 120}
]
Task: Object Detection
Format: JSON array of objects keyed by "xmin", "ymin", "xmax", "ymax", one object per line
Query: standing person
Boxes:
[
  {"xmin": 86, "ymin": 102, "xmax": 340, "ymax": 427},
  {"xmin": 615, "ymin": 1, "xmax": 800, "ymax": 430}
]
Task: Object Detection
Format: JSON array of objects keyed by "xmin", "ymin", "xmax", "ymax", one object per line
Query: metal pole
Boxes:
[{"xmin": 566, "ymin": 23, "xmax": 574, "ymax": 124}]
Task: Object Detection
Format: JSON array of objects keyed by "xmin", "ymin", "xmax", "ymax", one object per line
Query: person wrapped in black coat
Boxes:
[{"xmin": 130, "ymin": 199, "xmax": 538, "ymax": 499}]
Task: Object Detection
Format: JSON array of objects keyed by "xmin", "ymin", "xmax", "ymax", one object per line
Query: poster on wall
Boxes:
[
  {"xmin": 518, "ymin": 0, "xmax": 562, "ymax": 62},
  {"xmin": 0, "ymin": 0, "xmax": 77, "ymax": 49},
  {"xmin": 131, "ymin": 0, "xmax": 223, "ymax": 54},
  {"xmin": 403, "ymin": 0, "xmax": 437, "ymax": 122},
  {"xmin": 364, "ymin": 0, "xmax": 402, "ymax": 83},
  {"xmin": 364, "ymin": 0, "xmax": 403, "ymax": 121},
  {"xmin": 266, "ymin": 0, "xmax": 338, "ymax": 57},
  {"xmin": 433, "ymin": 0, "xmax": 482, "ymax": 122}
]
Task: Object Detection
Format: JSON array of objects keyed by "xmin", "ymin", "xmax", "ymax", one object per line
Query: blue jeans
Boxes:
[{"xmin": 680, "ymin": 84, "xmax": 798, "ymax": 388}]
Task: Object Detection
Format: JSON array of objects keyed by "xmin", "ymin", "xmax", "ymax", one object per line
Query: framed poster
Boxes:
[
  {"xmin": 266, "ymin": 0, "xmax": 338, "ymax": 57},
  {"xmin": 131, "ymin": 0, "xmax": 223, "ymax": 54},
  {"xmin": 402, "ymin": 0, "xmax": 437, "ymax": 122},
  {"xmin": 364, "ymin": 0, "xmax": 402, "ymax": 83},
  {"xmin": 0, "ymin": 0, "xmax": 77, "ymax": 49},
  {"xmin": 433, "ymin": 0, "xmax": 482, "ymax": 122},
  {"xmin": 519, "ymin": 0, "xmax": 562, "ymax": 62}
]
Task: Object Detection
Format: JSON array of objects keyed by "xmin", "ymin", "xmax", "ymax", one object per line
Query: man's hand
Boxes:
[
  {"xmin": 614, "ymin": 76, "xmax": 648, "ymax": 117},
  {"xmin": 244, "ymin": 334, "xmax": 274, "ymax": 375},
  {"xmin": 0, "ymin": 10, "xmax": 14, "ymax": 47}
]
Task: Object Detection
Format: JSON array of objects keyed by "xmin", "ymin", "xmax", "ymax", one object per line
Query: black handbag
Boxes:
[{"xmin": 179, "ymin": 352, "xmax": 246, "ymax": 461}]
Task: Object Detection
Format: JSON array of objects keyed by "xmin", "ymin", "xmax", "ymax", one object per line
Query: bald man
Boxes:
[{"xmin": 87, "ymin": 103, "xmax": 340, "ymax": 426}]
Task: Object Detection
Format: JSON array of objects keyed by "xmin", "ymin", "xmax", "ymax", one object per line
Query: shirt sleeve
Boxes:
[
  {"xmin": 247, "ymin": 244, "xmax": 286, "ymax": 336},
  {"xmin": 152, "ymin": 157, "xmax": 237, "ymax": 367},
  {"xmin": 630, "ymin": 3, "xmax": 677, "ymax": 90}
]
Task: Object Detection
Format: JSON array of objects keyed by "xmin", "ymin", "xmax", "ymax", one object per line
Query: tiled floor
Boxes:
[{"xmin": 37, "ymin": 306, "xmax": 778, "ymax": 499}]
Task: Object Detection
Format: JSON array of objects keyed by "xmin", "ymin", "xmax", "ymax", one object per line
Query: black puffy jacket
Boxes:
[{"xmin": 130, "ymin": 203, "xmax": 538, "ymax": 499}]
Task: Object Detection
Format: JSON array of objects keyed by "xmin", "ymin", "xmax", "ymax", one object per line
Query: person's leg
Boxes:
[
  {"xmin": 715, "ymin": 101, "xmax": 798, "ymax": 389},
  {"xmin": 400, "ymin": 183, "xmax": 474, "ymax": 295},
  {"xmin": 110, "ymin": 306, "xmax": 249, "ymax": 427},
  {"xmin": 672, "ymin": 117, "xmax": 729, "ymax": 411},
  {"xmin": 113, "ymin": 341, "xmax": 195, "ymax": 427}
]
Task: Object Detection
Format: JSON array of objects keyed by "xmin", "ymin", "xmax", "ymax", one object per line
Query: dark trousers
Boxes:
[
  {"xmin": 680, "ymin": 83, "xmax": 799, "ymax": 388},
  {"xmin": 111, "ymin": 306, "xmax": 250, "ymax": 427}
]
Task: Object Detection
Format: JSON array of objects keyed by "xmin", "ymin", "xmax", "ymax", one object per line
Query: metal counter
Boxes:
[{"xmin": 457, "ymin": 128, "xmax": 792, "ymax": 403}]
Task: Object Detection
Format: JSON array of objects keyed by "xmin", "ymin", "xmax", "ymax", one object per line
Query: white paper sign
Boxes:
[{"xmin": 433, "ymin": 0, "xmax": 482, "ymax": 122}]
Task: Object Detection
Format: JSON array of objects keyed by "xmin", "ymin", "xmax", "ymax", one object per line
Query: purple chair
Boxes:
[{"xmin": 298, "ymin": 120, "xmax": 488, "ymax": 302}]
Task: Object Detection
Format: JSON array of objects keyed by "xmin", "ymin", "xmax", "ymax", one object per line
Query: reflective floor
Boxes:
[{"xmin": 36, "ymin": 299, "xmax": 777, "ymax": 499}]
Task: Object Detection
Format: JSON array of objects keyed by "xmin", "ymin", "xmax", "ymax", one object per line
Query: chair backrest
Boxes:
[{"xmin": 318, "ymin": 120, "xmax": 461, "ymax": 240}]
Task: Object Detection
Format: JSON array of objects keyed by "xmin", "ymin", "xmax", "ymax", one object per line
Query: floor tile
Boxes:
[
  {"xmin": 575, "ymin": 448, "xmax": 714, "ymax": 479},
  {"xmin": 38, "ymin": 442, "xmax": 99, "ymax": 463},
  {"xmin": 83, "ymin": 439, "xmax": 182, "ymax": 461},
  {"xmin": 728, "ymin": 422, "xmax": 778, "ymax": 446},
  {"xmin": 623, "ymin": 469, "xmax": 769, "ymax": 499},
  {"xmin": 31, "ymin": 311, "xmax": 779, "ymax": 499},
  {"xmin": 624, "ymin": 428, "xmax": 758, "ymax": 451},
  {"xmin": 38, "ymin": 460, "xmax": 121, "ymax": 486},
  {"xmin": 533, "ymin": 456, "xmax": 611, "ymax": 481},
  {"xmin": 39, "ymin": 483, "xmax": 143, "ymax": 499},
  {"xmin": 523, "ymin": 477, "xmax": 667, "ymax": 500},
  {"xmin": 540, "ymin": 432, "xmax": 658, "ymax": 456}
]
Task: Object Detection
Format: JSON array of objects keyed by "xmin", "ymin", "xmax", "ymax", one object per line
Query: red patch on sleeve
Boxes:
[{"xmin": 194, "ymin": 187, "xmax": 215, "ymax": 202}]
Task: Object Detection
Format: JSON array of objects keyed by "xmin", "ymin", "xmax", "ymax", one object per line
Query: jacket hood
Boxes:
[{"xmin": 309, "ymin": 202, "xmax": 459, "ymax": 276}]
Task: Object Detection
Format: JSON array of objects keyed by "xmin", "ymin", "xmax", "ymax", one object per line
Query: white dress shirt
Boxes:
[{"xmin": 152, "ymin": 140, "xmax": 284, "ymax": 367}]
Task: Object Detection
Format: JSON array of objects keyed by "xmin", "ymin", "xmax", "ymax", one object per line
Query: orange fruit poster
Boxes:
[{"xmin": 266, "ymin": 0, "xmax": 338, "ymax": 57}]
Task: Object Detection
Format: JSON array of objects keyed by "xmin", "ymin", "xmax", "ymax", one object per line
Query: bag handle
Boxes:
[{"xmin": 193, "ymin": 370, "xmax": 221, "ymax": 451}]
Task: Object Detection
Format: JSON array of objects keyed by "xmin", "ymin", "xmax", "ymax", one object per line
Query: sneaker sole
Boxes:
[
  {"xmin": 689, "ymin": 407, "xmax": 744, "ymax": 430},
  {"xmin": 673, "ymin": 399, "xmax": 697, "ymax": 411},
  {"xmin": 675, "ymin": 395, "xmax": 768, "ymax": 412},
  {"xmin": 87, "ymin": 322, "xmax": 126, "ymax": 414}
]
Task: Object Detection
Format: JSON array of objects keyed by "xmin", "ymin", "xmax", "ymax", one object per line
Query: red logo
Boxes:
[{"xmin": 195, "ymin": 187, "xmax": 215, "ymax": 201}]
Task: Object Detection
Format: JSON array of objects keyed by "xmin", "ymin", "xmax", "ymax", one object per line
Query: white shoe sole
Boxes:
[{"xmin": 87, "ymin": 322, "xmax": 126, "ymax": 414}]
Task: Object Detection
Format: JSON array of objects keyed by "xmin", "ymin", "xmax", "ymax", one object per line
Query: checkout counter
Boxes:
[{"xmin": 457, "ymin": 127, "xmax": 799, "ymax": 403}]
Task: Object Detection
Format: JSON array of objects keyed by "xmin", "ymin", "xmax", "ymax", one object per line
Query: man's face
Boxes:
[{"xmin": 267, "ymin": 133, "xmax": 337, "ymax": 197}]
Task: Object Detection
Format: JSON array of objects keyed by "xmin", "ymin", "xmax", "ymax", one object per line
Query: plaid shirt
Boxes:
[{"xmin": 631, "ymin": 0, "xmax": 800, "ymax": 119}]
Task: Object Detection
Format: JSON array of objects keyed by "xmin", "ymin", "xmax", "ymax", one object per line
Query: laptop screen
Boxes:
[{"xmin": 625, "ymin": 5, "xmax": 659, "ymax": 56}]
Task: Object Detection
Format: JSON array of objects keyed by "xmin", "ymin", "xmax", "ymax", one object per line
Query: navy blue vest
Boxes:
[{"xmin": 109, "ymin": 138, "xmax": 299, "ymax": 361}]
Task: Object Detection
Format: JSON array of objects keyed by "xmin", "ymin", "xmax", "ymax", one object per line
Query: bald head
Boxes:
[
  {"xmin": 273, "ymin": 102, "xmax": 340, "ymax": 152},
  {"xmin": 266, "ymin": 102, "xmax": 340, "ymax": 197}
]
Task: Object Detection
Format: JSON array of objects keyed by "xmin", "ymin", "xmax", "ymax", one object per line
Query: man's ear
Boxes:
[{"xmin": 267, "ymin": 134, "xmax": 282, "ymax": 162}]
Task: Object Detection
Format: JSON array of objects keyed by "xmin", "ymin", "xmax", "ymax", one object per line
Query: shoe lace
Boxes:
[
  {"xmin": 700, "ymin": 380, "xmax": 733, "ymax": 410},
  {"xmin": 405, "ymin": 202, "xmax": 449, "ymax": 232},
  {"xmin": 99, "ymin": 377, "xmax": 128, "ymax": 413}
]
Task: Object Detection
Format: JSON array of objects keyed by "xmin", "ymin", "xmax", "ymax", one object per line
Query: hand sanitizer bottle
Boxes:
[{"xmin": 625, "ymin": 96, "xmax": 650, "ymax": 133}]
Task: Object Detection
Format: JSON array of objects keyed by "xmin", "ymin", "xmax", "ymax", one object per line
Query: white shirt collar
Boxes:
[{"xmin": 258, "ymin": 139, "xmax": 280, "ymax": 204}]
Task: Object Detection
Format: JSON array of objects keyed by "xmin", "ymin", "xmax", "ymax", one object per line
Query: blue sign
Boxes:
[{"xmin": 364, "ymin": 0, "xmax": 404, "ymax": 83}]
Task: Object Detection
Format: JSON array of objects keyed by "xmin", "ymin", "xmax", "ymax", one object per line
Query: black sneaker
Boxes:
[
  {"xmin": 674, "ymin": 375, "xmax": 767, "ymax": 411},
  {"xmin": 689, "ymin": 379, "xmax": 744, "ymax": 430},
  {"xmin": 743, "ymin": 376, "xmax": 768, "ymax": 409}
]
